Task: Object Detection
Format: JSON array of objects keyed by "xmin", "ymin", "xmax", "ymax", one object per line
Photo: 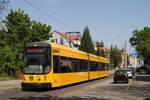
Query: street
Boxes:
[{"xmin": 0, "ymin": 75, "xmax": 150, "ymax": 100}]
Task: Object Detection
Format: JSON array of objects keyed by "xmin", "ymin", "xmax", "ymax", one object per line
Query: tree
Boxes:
[
  {"xmin": 95, "ymin": 41, "xmax": 101, "ymax": 56},
  {"xmin": 0, "ymin": 9, "xmax": 51, "ymax": 75},
  {"xmin": 30, "ymin": 20, "xmax": 51, "ymax": 42},
  {"xmin": 3, "ymin": 9, "xmax": 51, "ymax": 63},
  {"xmin": 127, "ymin": 54, "xmax": 130, "ymax": 66},
  {"xmin": 95, "ymin": 41, "xmax": 105, "ymax": 57},
  {"xmin": 129, "ymin": 27, "xmax": 150, "ymax": 66},
  {"xmin": 0, "ymin": 46, "xmax": 16, "ymax": 75},
  {"xmin": 79, "ymin": 26, "xmax": 95, "ymax": 54},
  {"xmin": 0, "ymin": 29, "xmax": 7, "ymax": 47},
  {"xmin": 110, "ymin": 45, "xmax": 121, "ymax": 68},
  {"xmin": 109, "ymin": 44, "xmax": 114, "ymax": 68}
]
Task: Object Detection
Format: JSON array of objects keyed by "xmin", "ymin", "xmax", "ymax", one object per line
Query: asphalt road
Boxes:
[
  {"xmin": 0, "ymin": 75, "xmax": 150, "ymax": 100},
  {"xmin": 0, "ymin": 76, "xmax": 111, "ymax": 100}
]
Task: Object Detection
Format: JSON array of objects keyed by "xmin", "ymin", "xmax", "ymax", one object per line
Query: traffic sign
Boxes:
[{"xmin": 131, "ymin": 47, "xmax": 138, "ymax": 57}]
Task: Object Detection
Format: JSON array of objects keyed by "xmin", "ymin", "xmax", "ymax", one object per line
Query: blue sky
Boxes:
[{"xmin": 9, "ymin": 0, "xmax": 150, "ymax": 48}]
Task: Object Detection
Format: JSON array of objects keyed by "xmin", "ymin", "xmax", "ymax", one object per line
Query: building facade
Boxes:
[{"xmin": 50, "ymin": 30, "xmax": 81, "ymax": 48}]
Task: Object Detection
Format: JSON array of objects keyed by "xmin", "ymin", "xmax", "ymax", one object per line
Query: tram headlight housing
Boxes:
[{"xmin": 36, "ymin": 76, "xmax": 40, "ymax": 81}]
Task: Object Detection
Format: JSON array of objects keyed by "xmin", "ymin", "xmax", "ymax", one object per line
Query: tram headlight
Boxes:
[
  {"xmin": 36, "ymin": 76, "xmax": 40, "ymax": 81},
  {"xmin": 29, "ymin": 76, "xmax": 33, "ymax": 81}
]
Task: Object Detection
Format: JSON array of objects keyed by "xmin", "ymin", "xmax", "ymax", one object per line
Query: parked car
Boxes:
[
  {"xmin": 126, "ymin": 69, "xmax": 133, "ymax": 78},
  {"xmin": 113, "ymin": 69, "xmax": 129, "ymax": 83}
]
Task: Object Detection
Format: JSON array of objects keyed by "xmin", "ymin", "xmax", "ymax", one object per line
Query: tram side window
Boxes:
[
  {"xmin": 106, "ymin": 64, "xmax": 109, "ymax": 70},
  {"xmin": 90, "ymin": 62, "xmax": 93, "ymax": 71},
  {"xmin": 71, "ymin": 59, "xmax": 79, "ymax": 72},
  {"xmin": 104, "ymin": 64, "xmax": 108, "ymax": 70},
  {"xmin": 60, "ymin": 57, "xmax": 72, "ymax": 73},
  {"xmin": 100, "ymin": 63, "xmax": 107, "ymax": 70},
  {"xmin": 53, "ymin": 56, "xmax": 61, "ymax": 73},
  {"xmin": 95, "ymin": 62, "xmax": 99, "ymax": 71},
  {"xmin": 99, "ymin": 63, "xmax": 102, "ymax": 71},
  {"xmin": 79, "ymin": 60, "xmax": 88, "ymax": 72},
  {"xmin": 90, "ymin": 61, "xmax": 98, "ymax": 71}
]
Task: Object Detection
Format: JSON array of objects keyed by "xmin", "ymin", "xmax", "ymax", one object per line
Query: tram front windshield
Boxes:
[{"xmin": 24, "ymin": 47, "xmax": 50, "ymax": 74}]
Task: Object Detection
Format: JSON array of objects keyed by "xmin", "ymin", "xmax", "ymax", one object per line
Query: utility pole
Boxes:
[{"xmin": 124, "ymin": 40, "xmax": 127, "ymax": 67}]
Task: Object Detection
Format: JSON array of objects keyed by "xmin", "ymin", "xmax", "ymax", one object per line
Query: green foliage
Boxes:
[
  {"xmin": 95, "ymin": 41, "xmax": 106, "ymax": 57},
  {"xmin": 129, "ymin": 27, "xmax": 150, "ymax": 65},
  {"xmin": 0, "ymin": 29, "xmax": 7, "ymax": 47},
  {"xmin": 95, "ymin": 41, "xmax": 101, "ymax": 56},
  {"xmin": 0, "ymin": 46, "xmax": 16, "ymax": 75},
  {"xmin": 3, "ymin": 9, "xmax": 31, "ymax": 56},
  {"xmin": 30, "ymin": 20, "xmax": 51, "ymax": 42},
  {"xmin": 79, "ymin": 26, "xmax": 95, "ymax": 54},
  {"xmin": 110, "ymin": 45, "xmax": 121, "ymax": 68},
  {"xmin": 127, "ymin": 54, "xmax": 130, "ymax": 66},
  {"xmin": 0, "ymin": 9, "xmax": 51, "ymax": 76},
  {"xmin": 0, "ymin": 74, "xmax": 16, "ymax": 81}
]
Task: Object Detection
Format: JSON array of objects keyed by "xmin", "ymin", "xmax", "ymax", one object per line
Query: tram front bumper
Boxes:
[{"xmin": 21, "ymin": 82, "xmax": 51, "ymax": 89}]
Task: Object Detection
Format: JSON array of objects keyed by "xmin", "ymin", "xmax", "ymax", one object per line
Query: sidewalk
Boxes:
[{"xmin": 0, "ymin": 80, "xmax": 21, "ymax": 91}]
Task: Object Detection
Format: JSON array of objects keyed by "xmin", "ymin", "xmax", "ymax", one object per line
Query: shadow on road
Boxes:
[
  {"xmin": 10, "ymin": 95, "xmax": 110, "ymax": 100},
  {"xmin": 110, "ymin": 82, "xmax": 128, "ymax": 84}
]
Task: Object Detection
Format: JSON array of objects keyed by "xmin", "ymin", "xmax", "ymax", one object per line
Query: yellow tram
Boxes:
[{"xmin": 21, "ymin": 42, "xmax": 109, "ymax": 89}]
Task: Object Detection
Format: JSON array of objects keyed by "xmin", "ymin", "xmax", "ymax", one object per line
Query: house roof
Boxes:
[
  {"xmin": 54, "ymin": 30, "xmax": 81, "ymax": 44},
  {"xmin": 98, "ymin": 47, "xmax": 109, "ymax": 52}
]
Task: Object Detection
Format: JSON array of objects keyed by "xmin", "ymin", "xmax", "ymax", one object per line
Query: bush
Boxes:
[{"xmin": 0, "ymin": 46, "xmax": 16, "ymax": 75}]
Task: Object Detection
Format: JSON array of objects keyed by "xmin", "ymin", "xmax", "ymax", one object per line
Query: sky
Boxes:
[{"xmin": 7, "ymin": 0, "xmax": 150, "ymax": 49}]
